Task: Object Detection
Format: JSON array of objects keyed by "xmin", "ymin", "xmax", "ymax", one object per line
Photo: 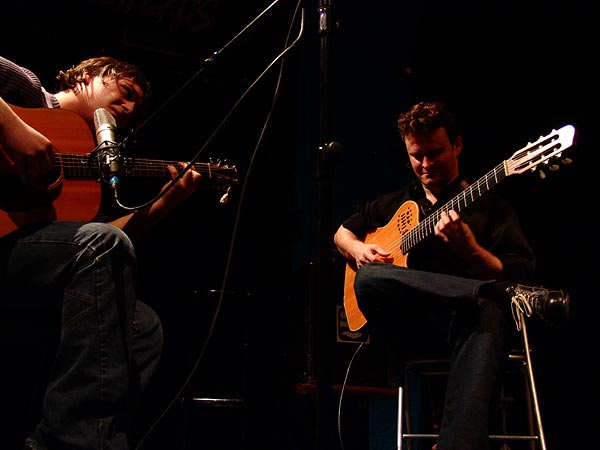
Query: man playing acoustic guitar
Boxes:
[
  {"xmin": 0, "ymin": 55, "xmax": 204, "ymax": 450},
  {"xmin": 334, "ymin": 101, "xmax": 571, "ymax": 450}
]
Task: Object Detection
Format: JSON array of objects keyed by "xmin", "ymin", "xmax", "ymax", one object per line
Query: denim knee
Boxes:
[
  {"xmin": 74, "ymin": 222, "xmax": 136, "ymax": 262},
  {"xmin": 354, "ymin": 262, "xmax": 379, "ymax": 292}
]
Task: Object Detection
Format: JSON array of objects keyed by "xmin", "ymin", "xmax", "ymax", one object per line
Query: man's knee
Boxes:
[
  {"xmin": 76, "ymin": 222, "xmax": 135, "ymax": 260},
  {"xmin": 354, "ymin": 262, "xmax": 380, "ymax": 290}
]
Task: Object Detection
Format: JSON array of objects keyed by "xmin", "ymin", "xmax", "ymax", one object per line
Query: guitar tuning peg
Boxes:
[
  {"xmin": 538, "ymin": 169, "xmax": 546, "ymax": 179},
  {"xmin": 561, "ymin": 157, "xmax": 572, "ymax": 165},
  {"xmin": 219, "ymin": 186, "xmax": 231, "ymax": 205},
  {"xmin": 548, "ymin": 164, "xmax": 560, "ymax": 171}
]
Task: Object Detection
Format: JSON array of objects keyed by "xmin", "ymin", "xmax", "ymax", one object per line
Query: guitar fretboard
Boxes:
[
  {"xmin": 400, "ymin": 124, "xmax": 576, "ymax": 254},
  {"xmin": 58, "ymin": 153, "xmax": 238, "ymax": 183}
]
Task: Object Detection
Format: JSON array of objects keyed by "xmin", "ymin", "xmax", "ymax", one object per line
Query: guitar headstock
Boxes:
[
  {"xmin": 507, "ymin": 124, "xmax": 577, "ymax": 177},
  {"xmin": 204, "ymin": 159, "xmax": 239, "ymax": 204},
  {"xmin": 206, "ymin": 159, "xmax": 239, "ymax": 188}
]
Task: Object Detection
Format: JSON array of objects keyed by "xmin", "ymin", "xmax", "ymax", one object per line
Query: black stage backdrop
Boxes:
[{"xmin": 2, "ymin": 1, "xmax": 594, "ymax": 450}]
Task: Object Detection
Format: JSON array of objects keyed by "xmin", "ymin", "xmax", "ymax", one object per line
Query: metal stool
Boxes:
[{"xmin": 397, "ymin": 310, "xmax": 546, "ymax": 450}]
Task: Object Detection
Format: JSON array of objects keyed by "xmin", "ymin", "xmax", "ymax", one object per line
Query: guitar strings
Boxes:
[
  {"xmin": 379, "ymin": 162, "xmax": 508, "ymax": 259},
  {"xmin": 54, "ymin": 153, "xmax": 237, "ymax": 179},
  {"xmin": 394, "ymin": 128, "xmax": 572, "ymax": 255}
]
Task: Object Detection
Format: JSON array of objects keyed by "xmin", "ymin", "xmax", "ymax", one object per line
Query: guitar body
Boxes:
[
  {"xmin": 343, "ymin": 200, "xmax": 420, "ymax": 331},
  {"xmin": 0, "ymin": 105, "xmax": 100, "ymax": 237},
  {"xmin": 1, "ymin": 104, "xmax": 240, "ymax": 238}
]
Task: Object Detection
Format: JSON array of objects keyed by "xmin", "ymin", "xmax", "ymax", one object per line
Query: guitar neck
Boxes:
[
  {"xmin": 60, "ymin": 153, "xmax": 233, "ymax": 180},
  {"xmin": 402, "ymin": 161, "xmax": 508, "ymax": 253}
]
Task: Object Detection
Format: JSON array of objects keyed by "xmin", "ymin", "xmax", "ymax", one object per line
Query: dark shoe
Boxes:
[
  {"xmin": 23, "ymin": 438, "xmax": 45, "ymax": 450},
  {"xmin": 506, "ymin": 284, "xmax": 570, "ymax": 329}
]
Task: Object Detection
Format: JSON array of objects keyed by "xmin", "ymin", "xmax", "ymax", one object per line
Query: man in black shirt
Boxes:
[{"xmin": 334, "ymin": 101, "xmax": 570, "ymax": 450}]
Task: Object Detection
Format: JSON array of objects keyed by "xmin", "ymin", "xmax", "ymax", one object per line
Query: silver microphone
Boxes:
[{"xmin": 93, "ymin": 108, "xmax": 121, "ymax": 186}]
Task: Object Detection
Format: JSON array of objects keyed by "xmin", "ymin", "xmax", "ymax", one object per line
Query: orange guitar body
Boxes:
[
  {"xmin": 343, "ymin": 200, "xmax": 420, "ymax": 331},
  {"xmin": 1, "ymin": 105, "xmax": 239, "ymax": 238},
  {"xmin": 0, "ymin": 105, "xmax": 100, "ymax": 237}
]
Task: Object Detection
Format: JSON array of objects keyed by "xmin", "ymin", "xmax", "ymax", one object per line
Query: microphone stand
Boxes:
[
  {"xmin": 122, "ymin": 0, "xmax": 282, "ymax": 149},
  {"xmin": 313, "ymin": 1, "xmax": 341, "ymax": 449}
]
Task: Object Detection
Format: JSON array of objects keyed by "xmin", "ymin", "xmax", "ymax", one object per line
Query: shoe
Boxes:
[
  {"xmin": 23, "ymin": 438, "xmax": 45, "ymax": 450},
  {"xmin": 506, "ymin": 284, "xmax": 570, "ymax": 330}
]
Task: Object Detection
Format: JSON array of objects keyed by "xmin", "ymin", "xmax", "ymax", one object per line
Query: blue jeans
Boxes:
[
  {"xmin": 354, "ymin": 263, "xmax": 511, "ymax": 450},
  {"xmin": 0, "ymin": 221, "xmax": 162, "ymax": 450}
]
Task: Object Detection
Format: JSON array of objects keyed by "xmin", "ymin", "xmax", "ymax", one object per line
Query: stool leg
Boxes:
[
  {"xmin": 519, "ymin": 311, "xmax": 547, "ymax": 450},
  {"xmin": 397, "ymin": 387, "xmax": 403, "ymax": 450}
]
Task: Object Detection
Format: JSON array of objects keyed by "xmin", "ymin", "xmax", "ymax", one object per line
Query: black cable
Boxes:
[{"xmin": 134, "ymin": 3, "xmax": 304, "ymax": 448}]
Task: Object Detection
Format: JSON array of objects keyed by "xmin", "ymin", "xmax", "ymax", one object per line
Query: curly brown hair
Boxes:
[{"xmin": 397, "ymin": 101, "xmax": 462, "ymax": 145}]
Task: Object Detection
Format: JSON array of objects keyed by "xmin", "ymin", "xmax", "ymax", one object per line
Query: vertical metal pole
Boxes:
[
  {"xmin": 397, "ymin": 387, "xmax": 404, "ymax": 450},
  {"xmin": 314, "ymin": 1, "xmax": 339, "ymax": 449},
  {"xmin": 519, "ymin": 312, "xmax": 547, "ymax": 450}
]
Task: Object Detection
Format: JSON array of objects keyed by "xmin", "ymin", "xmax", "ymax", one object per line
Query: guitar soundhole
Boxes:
[{"xmin": 397, "ymin": 208, "xmax": 415, "ymax": 235}]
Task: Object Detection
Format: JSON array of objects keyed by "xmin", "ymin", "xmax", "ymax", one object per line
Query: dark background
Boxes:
[{"xmin": 3, "ymin": 1, "xmax": 594, "ymax": 449}]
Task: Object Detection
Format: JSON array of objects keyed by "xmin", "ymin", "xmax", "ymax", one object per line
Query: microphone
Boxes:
[{"xmin": 93, "ymin": 108, "xmax": 121, "ymax": 188}]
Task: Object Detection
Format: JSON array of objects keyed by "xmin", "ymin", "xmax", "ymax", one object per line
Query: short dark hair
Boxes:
[{"xmin": 397, "ymin": 101, "xmax": 461, "ymax": 145}]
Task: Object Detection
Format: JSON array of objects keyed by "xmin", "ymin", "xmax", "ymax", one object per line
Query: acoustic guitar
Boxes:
[
  {"xmin": 0, "ymin": 104, "xmax": 239, "ymax": 238},
  {"xmin": 343, "ymin": 124, "xmax": 577, "ymax": 332}
]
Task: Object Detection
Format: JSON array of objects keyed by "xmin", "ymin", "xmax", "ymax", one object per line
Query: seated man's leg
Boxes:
[
  {"xmin": 1, "ymin": 221, "xmax": 149, "ymax": 450},
  {"xmin": 354, "ymin": 263, "xmax": 491, "ymax": 310},
  {"xmin": 132, "ymin": 300, "xmax": 163, "ymax": 391},
  {"xmin": 437, "ymin": 299, "xmax": 510, "ymax": 450}
]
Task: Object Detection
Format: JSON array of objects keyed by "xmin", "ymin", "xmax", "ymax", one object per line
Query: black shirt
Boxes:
[{"xmin": 341, "ymin": 177, "xmax": 536, "ymax": 281}]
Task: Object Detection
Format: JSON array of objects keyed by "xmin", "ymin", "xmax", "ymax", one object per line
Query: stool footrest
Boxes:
[{"xmin": 402, "ymin": 433, "xmax": 540, "ymax": 441}]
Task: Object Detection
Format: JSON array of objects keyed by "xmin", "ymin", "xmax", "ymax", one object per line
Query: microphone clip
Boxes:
[{"xmin": 89, "ymin": 142, "xmax": 122, "ymax": 186}]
